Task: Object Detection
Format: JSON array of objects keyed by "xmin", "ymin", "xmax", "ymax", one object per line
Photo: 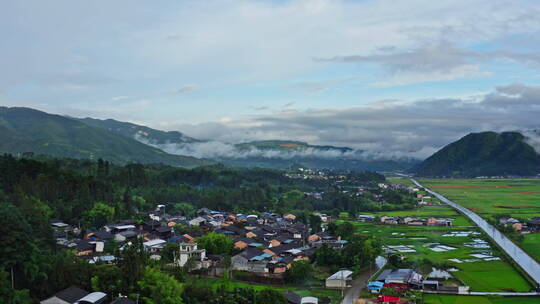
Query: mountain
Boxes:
[
  {"xmin": 0, "ymin": 107, "xmax": 209, "ymax": 167},
  {"xmin": 234, "ymin": 140, "xmax": 353, "ymax": 153},
  {"xmin": 414, "ymin": 131, "xmax": 540, "ymax": 177},
  {"xmin": 77, "ymin": 117, "xmax": 417, "ymax": 172},
  {"xmin": 77, "ymin": 117, "xmax": 200, "ymax": 145},
  {"xmin": 225, "ymin": 140, "xmax": 416, "ymax": 171}
]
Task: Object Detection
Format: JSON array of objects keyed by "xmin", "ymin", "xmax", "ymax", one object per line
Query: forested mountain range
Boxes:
[
  {"xmin": 413, "ymin": 131, "xmax": 540, "ymax": 177},
  {"xmin": 0, "ymin": 107, "xmax": 208, "ymax": 168}
]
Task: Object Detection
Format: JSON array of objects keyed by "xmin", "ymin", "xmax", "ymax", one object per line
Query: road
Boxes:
[
  {"xmin": 341, "ymin": 269, "xmax": 373, "ymax": 304},
  {"xmin": 341, "ymin": 257, "xmax": 387, "ymax": 304},
  {"xmin": 412, "ymin": 179, "xmax": 540, "ymax": 288}
]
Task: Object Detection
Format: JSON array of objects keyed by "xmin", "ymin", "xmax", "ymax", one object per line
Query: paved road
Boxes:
[
  {"xmin": 341, "ymin": 269, "xmax": 373, "ymax": 304},
  {"xmin": 412, "ymin": 179, "xmax": 540, "ymax": 288},
  {"xmin": 341, "ymin": 257, "xmax": 387, "ymax": 304}
]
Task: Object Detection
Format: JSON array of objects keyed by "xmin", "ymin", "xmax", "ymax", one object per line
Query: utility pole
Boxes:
[{"xmin": 11, "ymin": 266, "xmax": 14, "ymax": 289}]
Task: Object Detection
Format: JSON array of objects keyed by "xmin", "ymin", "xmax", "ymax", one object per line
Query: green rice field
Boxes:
[
  {"xmin": 418, "ymin": 178, "xmax": 540, "ymax": 261},
  {"xmin": 349, "ymin": 221, "xmax": 533, "ymax": 291},
  {"xmin": 423, "ymin": 294, "xmax": 540, "ymax": 304}
]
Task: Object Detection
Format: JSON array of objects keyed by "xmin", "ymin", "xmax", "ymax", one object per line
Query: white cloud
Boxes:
[
  {"xmin": 111, "ymin": 96, "xmax": 129, "ymax": 101},
  {"xmin": 168, "ymin": 84, "xmax": 540, "ymax": 160}
]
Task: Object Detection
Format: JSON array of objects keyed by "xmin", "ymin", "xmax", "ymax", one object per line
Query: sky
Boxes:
[{"xmin": 2, "ymin": 0, "xmax": 540, "ymax": 159}]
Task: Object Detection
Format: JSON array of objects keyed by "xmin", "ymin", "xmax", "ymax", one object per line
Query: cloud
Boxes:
[
  {"xmin": 168, "ymin": 83, "xmax": 540, "ymax": 160},
  {"xmin": 170, "ymin": 84, "xmax": 198, "ymax": 94},
  {"xmin": 524, "ymin": 130, "xmax": 540, "ymax": 154},
  {"xmin": 319, "ymin": 42, "xmax": 540, "ymax": 86},
  {"xmin": 111, "ymin": 96, "xmax": 129, "ymax": 101},
  {"xmin": 135, "ymin": 134, "xmax": 359, "ymax": 160},
  {"xmin": 286, "ymin": 77, "xmax": 357, "ymax": 93}
]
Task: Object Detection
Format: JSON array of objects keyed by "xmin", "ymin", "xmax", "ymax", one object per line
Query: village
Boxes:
[{"xmin": 41, "ymin": 180, "xmax": 540, "ymax": 304}]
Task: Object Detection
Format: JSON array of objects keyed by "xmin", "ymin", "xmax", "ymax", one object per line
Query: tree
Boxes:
[
  {"xmin": 175, "ymin": 202, "xmax": 195, "ymax": 217},
  {"xmin": 326, "ymin": 222, "xmax": 338, "ymax": 236},
  {"xmin": 336, "ymin": 222, "xmax": 354, "ymax": 240},
  {"xmin": 314, "ymin": 244, "xmax": 340, "ymax": 267},
  {"xmin": 0, "ymin": 269, "xmax": 32, "ymax": 304},
  {"xmin": 284, "ymin": 261, "xmax": 313, "ymax": 284},
  {"xmin": 282, "ymin": 190, "xmax": 304, "ymax": 210},
  {"xmin": 309, "ymin": 213, "xmax": 322, "ymax": 233},
  {"xmin": 118, "ymin": 238, "xmax": 148, "ymax": 294},
  {"xmin": 256, "ymin": 289, "xmax": 288, "ymax": 304},
  {"xmin": 196, "ymin": 232, "xmax": 234, "ymax": 255},
  {"xmin": 160, "ymin": 243, "xmax": 180, "ymax": 264},
  {"xmin": 137, "ymin": 267, "xmax": 183, "ymax": 304},
  {"xmin": 84, "ymin": 202, "xmax": 115, "ymax": 229}
]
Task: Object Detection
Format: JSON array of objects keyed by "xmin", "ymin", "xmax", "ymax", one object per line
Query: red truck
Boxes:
[{"xmin": 376, "ymin": 295, "xmax": 401, "ymax": 303}]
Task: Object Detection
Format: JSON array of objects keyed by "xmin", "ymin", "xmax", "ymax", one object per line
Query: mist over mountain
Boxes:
[{"xmin": 78, "ymin": 116, "xmax": 418, "ymax": 171}]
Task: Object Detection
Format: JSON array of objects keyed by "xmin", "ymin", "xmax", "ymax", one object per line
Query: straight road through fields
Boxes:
[{"xmin": 412, "ymin": 179, "xmax": 540, "ymax": 288}]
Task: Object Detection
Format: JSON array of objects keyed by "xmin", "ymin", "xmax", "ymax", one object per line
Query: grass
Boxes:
[
  {"xmin": 522, "ymin": 233, "xmax": 540, "ymax": 261},
  {"xmin": 418, "ymin": 178, "xmax": 540, "ymax": 261},
  {"xmin": 198, "ymin": 277, "xmax": 342, "ymax": 303},
  {"xmin": 423, "ymin": 294, "xmax": 540, "ymax": 304},
  {"xmin": 419, "ymin": 178, "xmax": 540, "ymax": 219},
  {"xmin": 349, "ymin": 221, "xmax": 533, "ymax": 291}
]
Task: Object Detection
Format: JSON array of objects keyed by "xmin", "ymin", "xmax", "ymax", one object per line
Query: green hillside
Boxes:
[
  {"xmin": 77, "ymin": 117, "xmax": 200, "ymax": 145},
  {"xmin": 0, "ymin": 107, "xmax": 209, "ymax": 168},
  {"xmin": 414, "ymin": 131, "xmax": 540, "ymax": 177}
]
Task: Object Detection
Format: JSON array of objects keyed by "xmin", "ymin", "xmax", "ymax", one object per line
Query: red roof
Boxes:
[{"xmin": 377, "ymin": 295, "xmax": 401, "ymax": 303}]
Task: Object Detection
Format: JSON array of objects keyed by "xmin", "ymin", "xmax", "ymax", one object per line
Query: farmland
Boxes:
[
  {"xmin": 423, "ymin": 294, "xmax": 540, "ymax": 304},
  {"xmin": 418, "ymin": 178, "xmax": 540, "ymax": 219},
  {"xmin": 349, "ymin": 220, "xmax": 532, "ymax": 291},
  {"xmin": 418, "ymin": 178, "xmax": 540, "ymax": 262}
]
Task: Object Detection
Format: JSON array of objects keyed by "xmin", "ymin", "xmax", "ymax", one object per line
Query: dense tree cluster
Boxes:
[{"xmin": 314, "ymin": 234, "xmax": 382, "ymax": 272}]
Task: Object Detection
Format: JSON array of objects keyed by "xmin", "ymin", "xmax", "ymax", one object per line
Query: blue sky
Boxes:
[{"xmin": 2, "ymin": 0, "xmax": 540, "ymax": 157}]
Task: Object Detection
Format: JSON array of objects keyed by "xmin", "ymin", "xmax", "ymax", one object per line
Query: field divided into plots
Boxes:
[
  {"xmin": 423, "ymin": 294, "xmax": 540, "ymax": 304},
  {"xmin": 419, "ymin": 178, "xmax": 540, "ymax": 262},
  {"xmin": 350, "ymin": 220, "xmax": 532, "ymax": 291}
]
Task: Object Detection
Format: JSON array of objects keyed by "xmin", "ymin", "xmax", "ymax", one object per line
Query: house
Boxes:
[
  {"xmin": 110, "ymin": 297, "xmax": 136, "ymax": 304},
  {"xmin": 375, "ymin": 268, "xmax": 422, "ymax": 288},
  {"xmin": 357, "ymin": 215, "xmax": 375, "ymax": 222},
  {"xmin": 325, "ymin": 270, "xmax": 353, "ymax": 288},
  {"xmin": 75, "ymin": 240, "xmax": 94, "ymax": 256},
  {"xmin": 40, "ymin": 286, "xmax": 89, "ymax": 304},
  {"xmin": 114, "ymin": 230, "xmax": 139, "ymax": 242},
  {"xmin": 308, "ymin": 234, "xmax": 321, "ymax": 243},
  {"xmin": 74, "ymin": 292, "xmax": 107, "ymax": 304},
  {"xmin": 283, "ymin": 213, "xmax": 296, "ymax": 221},
  {"xmin": 234, "ymin": 237, "xmax": 253, "ymax": 249},
  {"xmin": 422, "ymin": 280, "xmax": 439, "ymax": 290},
  {"xmin": 427, "ymin": 217, "xmax": 452, "ymax": 226},
  {"xmin": 154, "ymin": 226, "xmax": 172, "ymax": 239},
  {"xmin": 407, "ymin": 219, "xmax": 425, "ymax": 226},
  {"xmin": 176, "ymin": 242, "xmax": 207, "ymax": 269},
  {"xmin": 51, "ymin": 220, "xmax": 69, "ymax": 229},
  {"xmin": 367, "ymin": 281, "xmax": 385, "ymax": 293},
  {"xmin": 528, "ymin": 217, "xmax": 540, "ymax": 232},
  {"xmin": 283, "ymin": 290, "xmax": 319, "ymax": 304},
  {"xmin": 189, "ymin": 216, "xmax": 206, "ymax": 227},
  {"xmin": 142, "ymin": 220, "xmax": 162, "ymax": 232},
  {"xmin": 143, "ymin": 239, "xmax": 167, "ymax": 253},
  {"xmin": 231, "ymin": 248, "xmax": 269, "ymax": 273}
]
